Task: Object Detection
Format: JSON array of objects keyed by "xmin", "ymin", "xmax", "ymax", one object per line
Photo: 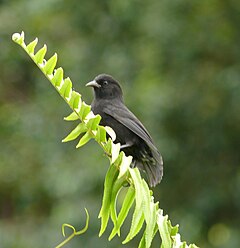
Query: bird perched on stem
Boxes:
[{"xmin": 86, "ymin": 74, "xmax": 163, "ymax": 187}]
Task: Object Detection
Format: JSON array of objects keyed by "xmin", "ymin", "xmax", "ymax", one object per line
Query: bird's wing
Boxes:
[
  {"xmin": 102, "ymin": 101, "xmax": 156, "ymax": 150},
  {"xmin": 103, "ymin": 101, "xmax": 163, "ymax": 187}
]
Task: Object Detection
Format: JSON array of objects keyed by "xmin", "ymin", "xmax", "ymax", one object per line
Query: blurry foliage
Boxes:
[{"xmin": 0, "ymin": 0, "xmax": 240, "ymax": 247}]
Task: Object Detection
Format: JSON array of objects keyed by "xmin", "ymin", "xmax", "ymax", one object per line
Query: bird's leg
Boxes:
[
  {"xmin": 120, "ymin": 142, "xmax": 133, "ymax": 150},
  {"xmin": 130, "ymin": 160, "xmax": 136, "ymax": 168}
]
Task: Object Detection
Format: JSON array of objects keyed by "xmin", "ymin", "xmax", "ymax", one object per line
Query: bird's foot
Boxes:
[{"xmin": 120, "ymin": 142, "xmax": 133, "ymax": 150}]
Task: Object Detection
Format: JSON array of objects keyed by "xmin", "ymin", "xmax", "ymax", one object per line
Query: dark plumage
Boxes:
[{"xmin": 86, "ymin": 74, "xmax": 163, "ymax": 187}]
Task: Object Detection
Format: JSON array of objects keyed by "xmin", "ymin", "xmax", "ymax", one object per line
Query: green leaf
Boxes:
[
  {"xmin": 12, "ymin": 31, "xmax": 25, "ymax": 45},
  {"xmin": 141, "ymin": 180, "xmax": 151, "ymax": 225},
  {"xmin": 59, "ymin": 77, "xmax": 72, "ymax": 98},
  {"xmin": 111, "ymin": 143, "xmax": 120, "ymax": 164},
  {"xmin": 157, "ymin": 210, "xmax": 172, "ymax": 248},
  {"xmin": 139, "ymin": 225, "xmax": 158, "ymax": 248},
  {"xmin": 118, "ymin": 153, "xmax": 132, "ymax": 178},
  {"xmin": 99, "ymin": 164, "xmax": 119, "ymax": 236},
  {"xmin": 68, "ymin": 91, "xmax": 82, "ymax": 110},
  {"xmin": 123, "ymin": 207, "xmax": 144, "ymax": 244},
  {"xmin": 34, "ymin": 44, "xmax": 47, "ymax": 64},
  {"xmin": 78, "ymin": 101, "xmax": 91, "ymax": 120},
  {"xmin": 76, "ymin": 131, "xmax": 92, "ymax": 148},
  {"xmin": 109, "ymin": 185, "xmax": 135, "ymax": 240},
  {"xmin": 26, "ymin": 38, "xmax": 38, "ymax": 54},
  {"xmin": 86, "ymin": 114, "xmax": 101, "ymax": 131},
  {"xmin": 189, "ymin": 244, "xmax": 199, "ymax": 248},
  {"xmin": 129, "ymin": 168, "xmax": 143, "ymax": 209},
  {"xmin": 62, "ymin": 123, "xmax": 87, "ymax": 142},
  {"xmin": 64, "ymin": 111, "xmax": 79, "ymax": 121},
  {"xmin": 170, "ymin": 223, "xmax": 179, "ymax": 236},
  {"xmin": 43, "ymin": 53, "xmax": 57, "ymax": 75},
  {"xmin": 145, "ymin": 201, "xmax": 158, "ymax": 248},
  {"xmin": 104, "ymin": 139, "xmax": 112, "ymax": 155},
  {"xmin": 138, "ymin": 232, "xmax": 146, "ymax": 248},
  {"xmin": 52, "ymin": 67, "xmax": 64, "ymax": 87},
  {"xmin": 108, "ymin": 175, "xmax": 127, "ymax": 240},
  {"xmin": 105, "ymin": 126, "xmax": 116, "ymax": 141},
  {"xmin": 95, "ymin": 126, "xmax": 107, "ymax": 143},
  {"xmin": 122, "ymin": 168, "xmax": 145, "ymax": 244}
]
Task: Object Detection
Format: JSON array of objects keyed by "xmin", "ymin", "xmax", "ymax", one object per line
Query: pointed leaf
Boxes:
[
  {"xmin": 26, "ymin": 38, "xmax": 38, "ymax": 54},
  {"xmin": 99, "ymin": 164, "xmax": 119, "ymax": 236},
  {"xmin": 34, "ymin": 44, "xmax": 47, "ymax": 64},
  {"xmin": 108, "ymin": 175, "xmax": 127, "ymax": 240},
  {"xmin": 19, "ymin": 31, "xmax": 25, "ymax": 45},
  {"xmin": 43, "ymin": 53, "xmax": 57, "ymax": 75},
  {"xmin": 68, "ymin": 91, "xmax": 81, "ymax": 110},
  {"xmin": 59, "ymin": 77, "xmax": 72, "ymax": 98},
  {"xmin": 76, "ymin": 131, "xmax": 92, "ymax": 148},
  {"xmin": 52, "ymin": 67, "xmax": 63, "ymax": 87},
  {"xmin": 111, "ymin": 143, "xmax": 120, "ymax": 164},
  {"xmin": 145, "ymin": 202, "xmax": 158, "ymax": 248},
  {"xmin": 86, "ymin": 114, "xmax": 101, "ymax": 131},
  {"xmin": 64, "ymin": 78, "xmax": 73, "ymax": 98},
  {"xmin": 129, "ymin": 168, "xmax": 143, "ymax": 209},
  {"xmin": 95, "ymin": 126, "xmax": 107, "ymax": 143},
  {"xmin": 62, "ymin": 123, "xmax": 87, "ymax": 142},
  {"xmin": 118, "ymin": 153, "xmax": 132, "ymax": 178},
  {"xmin": 141, "ymin": 180, "xmax": 151, "ymax": 225},
  {"xmin": 138, "ymin": 232, "xmax": 146, "ymax": 248},
  {"xmin": 78, "ymin": 101, "xmax": 91, "ymax": 120},
  {"xmin": 157, "ymin": 210, "xmax": 172, "ymax": 248},
  {"xmin": 123, "ymin": 207, "xmax": 145, "ymax": 244},
  {"xmin": 64, "ymin": 111, "xmax": 79, "ymax": 121},
  {"xmin": 139, "ymin": 225, "xmax": 158, "ymax": 248},
  {"xmin": 109, "ymin": 185, "xmax": 135, "ymax": 240},
  {"xmin": 105, "ymin": 126, "xmax": 116, "ymax": 141},
  {"xmin": 170, "ymin": 223, "xmax": 179, "ymax": 236}
]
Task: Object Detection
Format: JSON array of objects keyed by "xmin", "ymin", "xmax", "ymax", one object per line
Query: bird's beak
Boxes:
[{"xmin": 85, "ymin": 80, "xmax": 101, "ymax": 88}]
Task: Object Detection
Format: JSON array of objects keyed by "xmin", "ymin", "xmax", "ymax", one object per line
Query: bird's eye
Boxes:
[{"xmin": 103, "ymin": 81, "xmax": 108, "ymax": 86}]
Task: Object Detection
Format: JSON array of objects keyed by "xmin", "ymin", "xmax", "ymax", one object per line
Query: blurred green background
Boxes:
[{"xmin": 0, "ymin": 0, "xmax": 240, "ymax": 247}]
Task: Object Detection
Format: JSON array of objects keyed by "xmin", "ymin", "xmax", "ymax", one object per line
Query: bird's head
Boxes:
[{"xmin": 86, "ymin": 74, "xmax": 123, "ymax": 101}]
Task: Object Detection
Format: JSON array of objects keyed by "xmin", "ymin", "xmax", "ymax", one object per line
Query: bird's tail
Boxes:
[{"xmin": 136, "ymin": 152, "xmax": 163, "ymax": 187}]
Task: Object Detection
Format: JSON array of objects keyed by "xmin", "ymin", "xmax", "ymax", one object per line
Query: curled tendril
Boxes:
[{"xmin": 55, "ymin": 208, "xmax": 89, "ymax": 248}]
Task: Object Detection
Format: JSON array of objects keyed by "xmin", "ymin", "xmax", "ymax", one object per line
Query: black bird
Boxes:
[{"xmin": 86, "ymin": 74, "xmax": 163, "ymax": 187}]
